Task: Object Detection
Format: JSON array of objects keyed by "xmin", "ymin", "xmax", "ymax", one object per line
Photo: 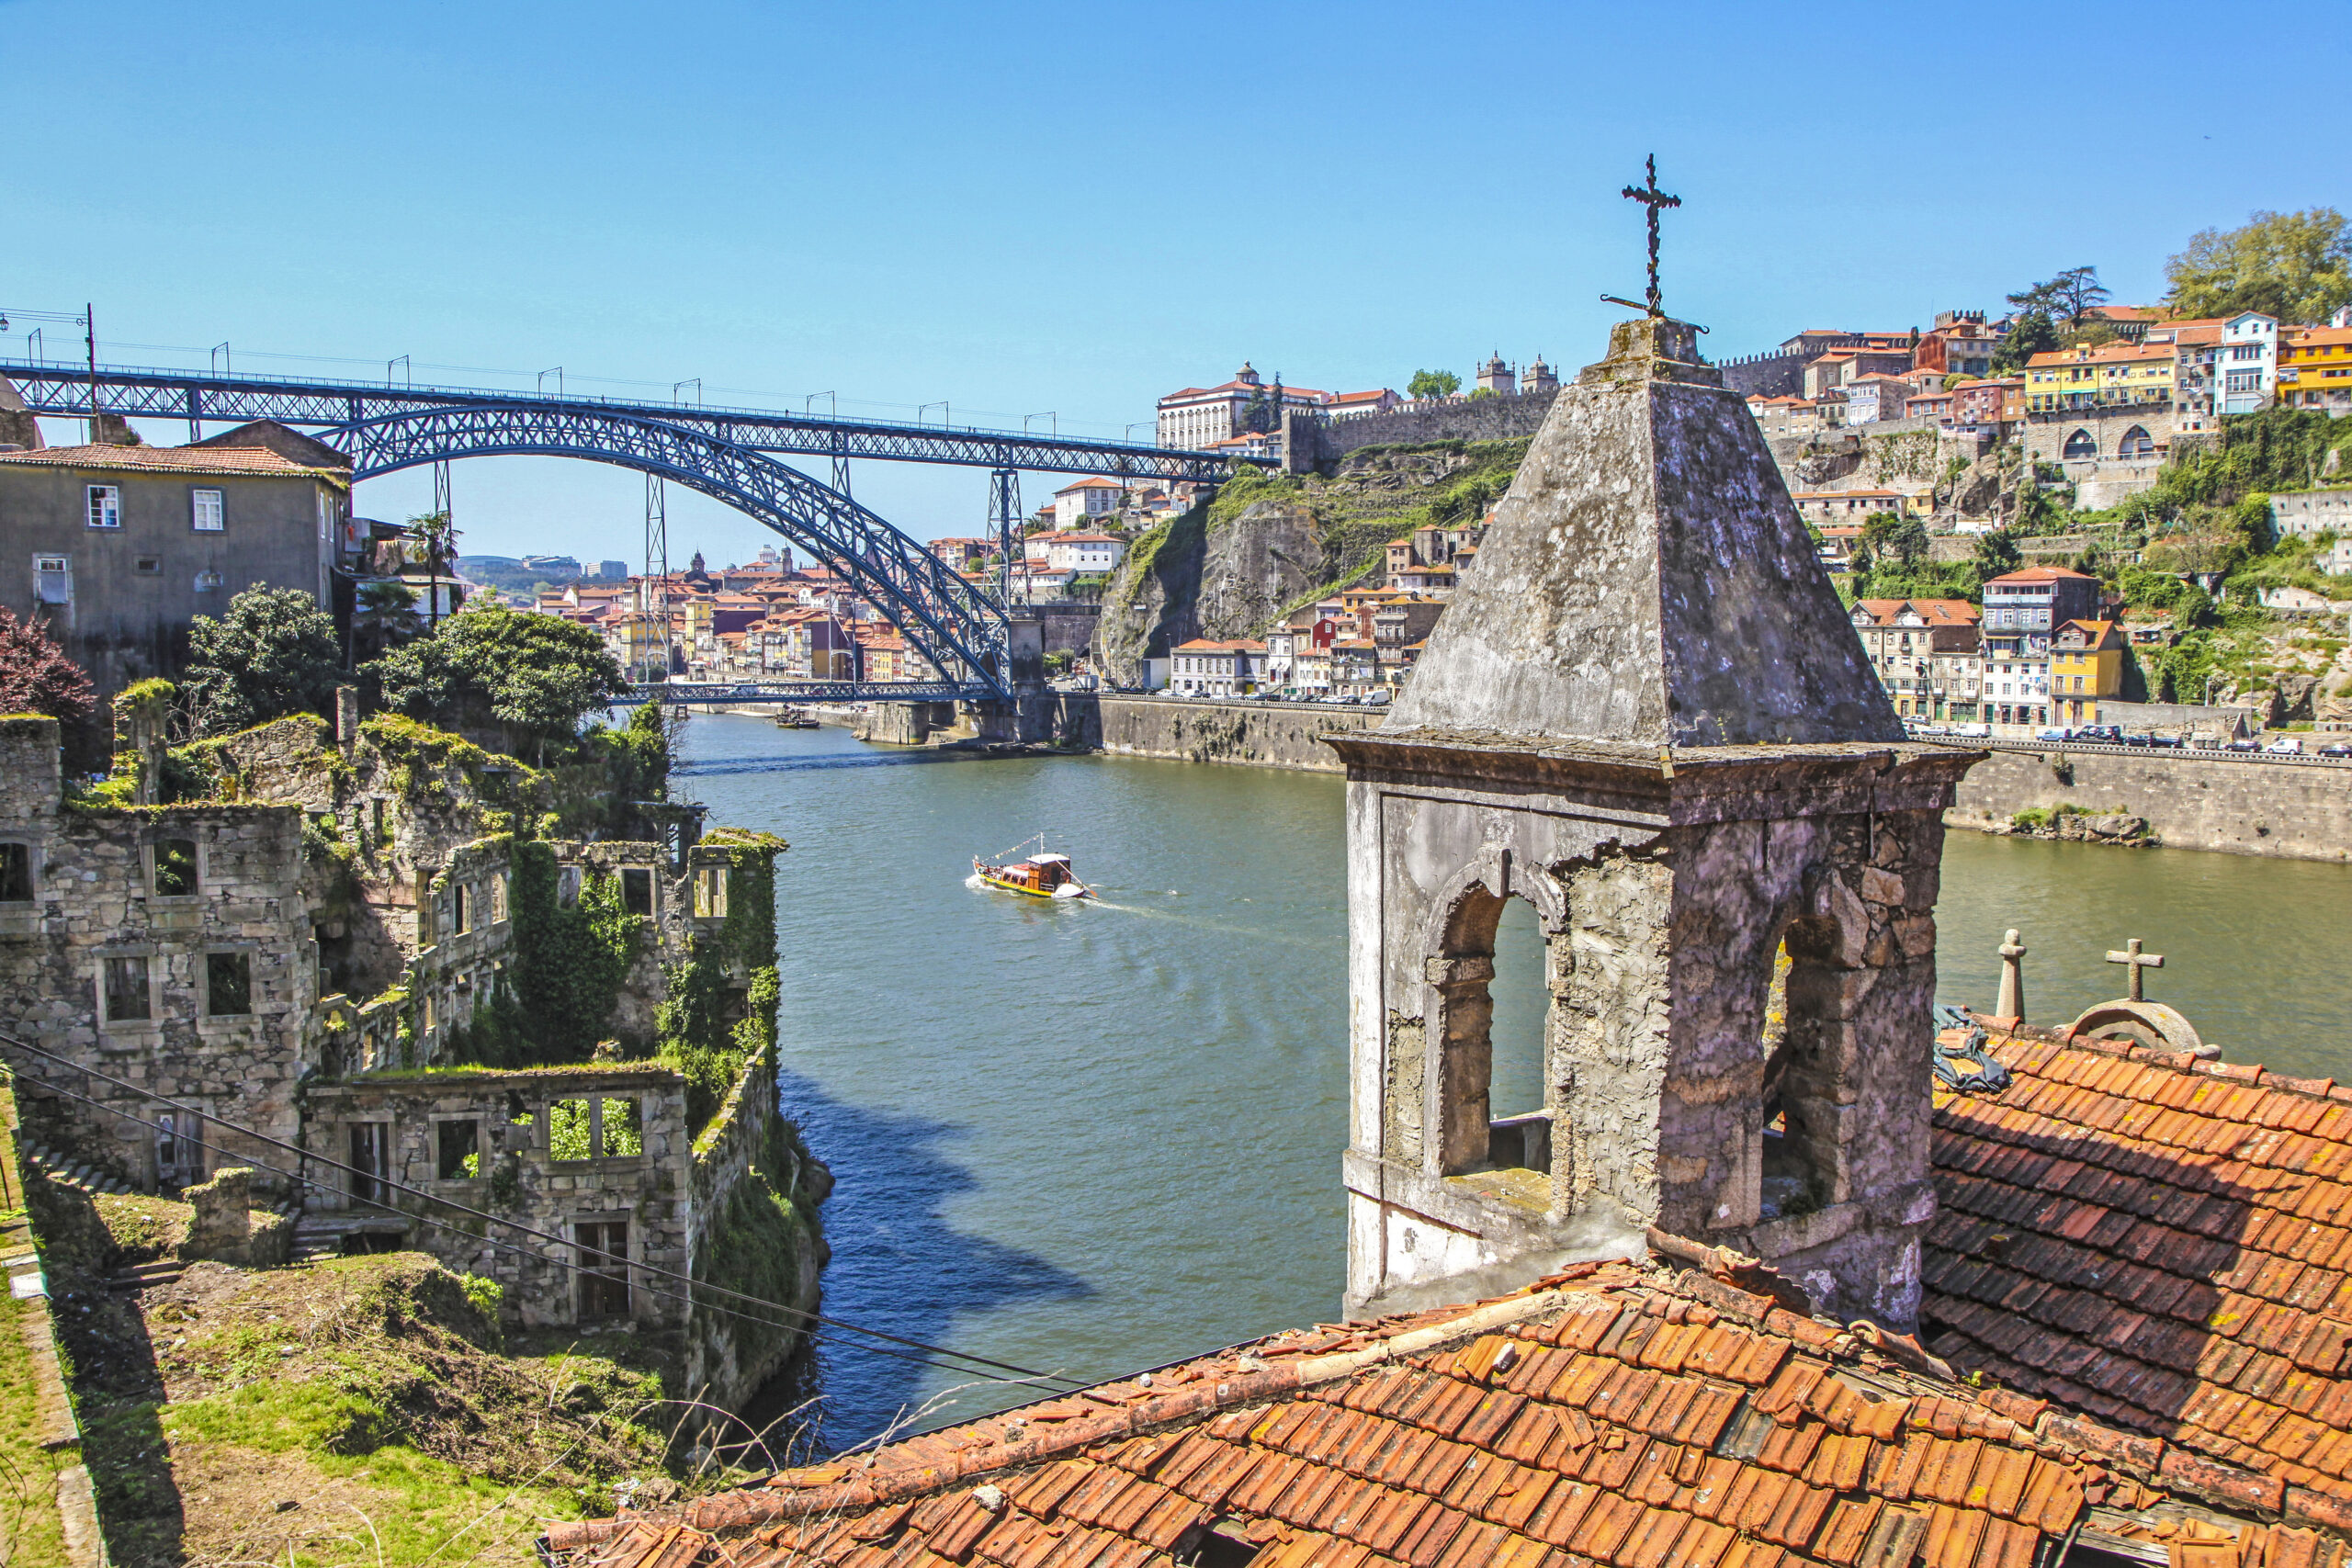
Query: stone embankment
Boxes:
[
  {"xmin": 1946, "ymin": 741, "xmax": 2352, "ymax": 862},
  {"xmin": 1062, "ymin": 699, "xmax": 2352, "ymax": 861},
  {"xmin": 1055, "ymin": 694, "xmax": 1378, "ymax": 772}
]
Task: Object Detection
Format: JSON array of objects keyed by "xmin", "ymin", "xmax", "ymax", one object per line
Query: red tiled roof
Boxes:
[
  {"xmin": 1926, "ymin": 1026, "xmax": 2352, "ymax": 1523},
  {"xmin": 1985, "ymin": 567, "xmax": 2097, "ymax": 583},
  {"xmin": 0, "ymin": 442, "xmax": 346, "ymax": 477},
  {"xmin": 547, "ymin": 1259, "xmax": 2346, "ymax": 1566}
]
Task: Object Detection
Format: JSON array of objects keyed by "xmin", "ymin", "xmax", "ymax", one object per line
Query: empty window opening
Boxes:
[
  {"xmin": 449, "ymin": 883, "xmax": 468, "ymax": 934},
  {"xmin": 490, "ymin": 874, "xmax": 508, "ymax": 923},
  {"xmin": 620, "ymin": 868, "xmax": 653, "ymax": 917},
  {"xmin": 548, "ymin": 1098, "xmax": 594, "ymax": 1161},
  {"xmin": 104, "ymin": 955, "xmax": 151, "ymax": 1022},
  {"xmin": 558, "ymin": 866, "xmax": 582, "ymax": 908},
  {"xmin": 371, "ymin": 798, "xmax": 388, "ymax": 848},
  {"xmin": 205, "ymin": 952, "xmax": 252, "ymax": 1016},
  {"xmin": 575, "ymin": 1219, "xmax": 630, "ymax": 1318},
  {"xmin": 600, "ymin": 1098, "xmax": 642, "ymax": 1158},
  {"xmin": 436, "ymin": 1120, "xmax": 481, "ymax": 1179},
  {"xmin": 694, "ymin": 865, "xmax": 729, "ymax": 919},
  {"xmin": 349, "ymin": 1122, "xmax": 389, "ymax": 1205},
  {"xmin": 0, "ymin": 842, "xmax": 31, "ymax": 901},
  {"xmin": 153, "ymin": 839, "xmax": 198, "ymax": 897},
  {"xmin": 1756, "ymin": 922, "xmax": 1841, "ymax": 1223},
  {"xmin": 1432, "ymin": 886, "xmax": 1555, "ymax": 1178}
]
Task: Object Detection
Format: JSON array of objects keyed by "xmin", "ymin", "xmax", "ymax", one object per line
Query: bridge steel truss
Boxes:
[
  {"xmin": 333, "ymin": 403, "xmax": 1013, "ymax": 698},
  {"xmin": 0, "ymin": 362, "xmax": 1253, "ymax": 482}
]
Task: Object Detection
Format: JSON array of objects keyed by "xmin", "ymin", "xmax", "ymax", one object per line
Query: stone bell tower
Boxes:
[{"xmin": 1325, "ymin": 316, "xmax": 1977, "ymax": 1329}]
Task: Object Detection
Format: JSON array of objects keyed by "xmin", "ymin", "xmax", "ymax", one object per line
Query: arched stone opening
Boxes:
[
  {"xmin": 1753, "ymin": 913, "xmax": 1848, "ymax": 1224},
  {"xmin": 2063, "ymin": 428, "xmax": 2097, "ymax": 458},
  {"xmin": 1428, "ymin": 883, "xmax": 1558, "ymax": 1180},
  {"xmin": 2118, "ymin": 425, "xmax": 2155, "ymax": 458}
]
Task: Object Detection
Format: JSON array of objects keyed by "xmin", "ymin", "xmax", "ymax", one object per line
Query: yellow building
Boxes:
[
  {"xmin": 2024, "ymin": 342, "xmax": 2175, "ymax": 413},
  {"xmin": 2049, "ymin": 618, "xmax": 2125, "ymax": 728},
  {"xmin": 2278, "ymin": 325, "xmax": 2352, "ymax": 415}
]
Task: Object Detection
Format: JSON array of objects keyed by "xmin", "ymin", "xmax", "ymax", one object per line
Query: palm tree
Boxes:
[{"xmin": 413, "ymin": 509, "xmax": 458, "ymax": 630}]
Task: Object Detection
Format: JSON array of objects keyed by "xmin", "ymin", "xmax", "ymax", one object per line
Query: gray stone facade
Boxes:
[{"xmin": 1328, "ymin": 318, "xmax": 1980, "ymax": 1332}]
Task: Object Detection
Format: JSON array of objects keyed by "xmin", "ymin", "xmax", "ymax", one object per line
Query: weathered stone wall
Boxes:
[
  {"xmin": 683, "ymin": 1047, "xmax": 825, "ymax": 1410},
  {"xmin": 0, "ymin": 718, "xmax": 321, "ymax": 1193},
  {"xmin": 1067, "ymin": 695, "xmax": 1379, "ymax": 772},
  {"xmin": 1285, "ymin": 392, "xmax": 1557, "ymax": 472},
  {"xmin": 1947, "ymin": 744, "xmax": 2352, "ymax": 861},
  {"xmin": 304, "ymin": 1065, "xmax": 694, "ymax": 1329}
]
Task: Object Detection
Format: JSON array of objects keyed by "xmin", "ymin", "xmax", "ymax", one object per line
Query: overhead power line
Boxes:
[{"xmin": 0, "ymin": 1029, "xmax": 1088, "ymax": 1391}]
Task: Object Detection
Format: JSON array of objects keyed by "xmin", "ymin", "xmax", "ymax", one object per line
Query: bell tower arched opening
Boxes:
[{"xmin": 1427, "ymin": 884, "xmax": 1558, "ymax": 1181}]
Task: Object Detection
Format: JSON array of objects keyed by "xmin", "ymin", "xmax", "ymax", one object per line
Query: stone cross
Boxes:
[
  {"xmin": 1995, "ymin": 929, "xmax": 2027, "ymax": 1024},
  {"xmin": 1619, "ymin": 155, "xmax": 1681, "ymax": 319},
  {"xmin": 2105, "ymin": 937, "xmax": 2164, "ymax": 1002}
]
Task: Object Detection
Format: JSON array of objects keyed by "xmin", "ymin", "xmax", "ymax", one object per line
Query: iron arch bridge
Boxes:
[{"xmin": 331, "ymin": 403, "xmax": 1014, "ymax": 698}]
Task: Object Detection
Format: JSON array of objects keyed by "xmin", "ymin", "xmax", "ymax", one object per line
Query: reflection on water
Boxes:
[{"xmin": 676, "ymin": 715, "xmax": 2351, "ymax": 1450}]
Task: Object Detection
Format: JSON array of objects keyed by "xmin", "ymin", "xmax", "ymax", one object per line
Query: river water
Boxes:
[{"xmin": 674, "ymin": 713, "xmax": 2352, "ymax": 1454}]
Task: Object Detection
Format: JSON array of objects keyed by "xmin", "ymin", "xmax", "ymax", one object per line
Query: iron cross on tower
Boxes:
[{"xmin": 1603, "ymin": 155, "xmax": 1681, "ymax": 320}]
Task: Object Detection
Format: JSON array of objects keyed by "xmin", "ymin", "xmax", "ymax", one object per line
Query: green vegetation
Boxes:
[
  {"xmin": 503, "ymin": 840, "xmax": 639, "ymax": 1063},
  {"xmin": 656, "ymin": 831, "xmax": 785, "ymax": 1132},
  {"xmin": 367, "ymin": 603, "xmax": 629, "ymax": 763},
  {"xmin": 1407, "ymin": 368, "xmax": 1461, "ymax": 400},
  {"xmin": 180, "ymin": 586, "xmax": 344, "ymax": 738},
  {"xmin": 2165, "ymin": 207, "xmax": 2352, "ymax": 325}
]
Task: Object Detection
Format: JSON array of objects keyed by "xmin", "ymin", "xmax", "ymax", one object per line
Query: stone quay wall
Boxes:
[
  {"xmin": 1059, "ymin": 695, "xmax": 1381, "ymax": 772},
  {"xmin": 1283, "ymin": 392, "xmax": 1558, "ymax": 472},
  {"xmin": 1947, "ymin": 742, "xmax": 2352, "ymax": 862}
]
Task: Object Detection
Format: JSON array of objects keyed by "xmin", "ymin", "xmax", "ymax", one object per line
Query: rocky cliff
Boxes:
[{"xmin": 1089, "ymin": 439, "xmax": 1530, "ymax": 684}]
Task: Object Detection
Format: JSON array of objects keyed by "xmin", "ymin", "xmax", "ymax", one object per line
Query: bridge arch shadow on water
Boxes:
[{"xmin": 740, "ymin": 1066, "xmax": 1095, "ymax": 1460}]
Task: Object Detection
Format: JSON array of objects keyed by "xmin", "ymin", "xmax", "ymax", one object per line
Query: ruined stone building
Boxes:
[
  {"xmin": 0, "ymin": 694, "xmax": 819, "ymax": 1404},
  {"xmin": 587, "ymin": 317, "xmax": 2352, "ymax": 1565}
]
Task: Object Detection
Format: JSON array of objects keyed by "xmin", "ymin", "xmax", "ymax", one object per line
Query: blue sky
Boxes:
[{"xmin": 6, "ymin": 0, "xmax": 2345, "ymax": 563}]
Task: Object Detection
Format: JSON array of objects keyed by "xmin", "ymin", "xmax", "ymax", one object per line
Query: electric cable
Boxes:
[
  {"xmin": 0, "ymin": 1031, "xmax": 1089, "ymax": 1390},
  {"xmin": 6, "ymin": 1061, "xmax": 1058, "ymax": 1389}
]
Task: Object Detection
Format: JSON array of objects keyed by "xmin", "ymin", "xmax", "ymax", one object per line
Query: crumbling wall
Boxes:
[{"xmin": 304, "ymin": 1066, "xmax": 693, "ymax": 1329}]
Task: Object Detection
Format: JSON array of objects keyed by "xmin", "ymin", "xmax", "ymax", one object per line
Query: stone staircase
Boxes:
[
  {"xmin": 19, "ymin": 1142, "xmax": 131, "ymax": 1196},
  {"xmin": 290, "ymin": 1207, "xmax": 413, "ymax": 1263}
]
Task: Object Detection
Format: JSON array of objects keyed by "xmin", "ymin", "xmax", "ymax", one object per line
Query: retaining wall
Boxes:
[
  {"xmin": 1283, "ymin": 392, "xmax": 1558, "ymax": 472},
  {"xmin": 1948, "ymin": 743, "xmax": 2352, "ymax": 862},
  {"xmin": 1062, "ymin": 695, "xmax": 1381, "ymax": 772}
]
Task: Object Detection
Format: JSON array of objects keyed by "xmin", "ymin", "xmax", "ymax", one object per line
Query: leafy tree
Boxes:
[
  {"xmin": 181, "ymin": 586, "xmax": 343, "ymax": 737},
  {"xmin": 413, "ymin": 509, "xmax": 459, "ymax": 629},
  {"xmin": 1860, "ymin": 511, "xmax": 1929, "ymax": 568},
  {"xmin": 2050, "ymin": 266, "xmax": 2109, "ymax": 322},
  {"xmin": 1973, "ymin": 529, "xmax": 2022, "ymax": 578},
  {"xmin": 367, "ymin": 602, "xmax": 628, "ymax": 760},
  {"xmin": 1992, "ymin": 310, "xmax": 2060, "ymax": 372},
  {"xmin": 1407, "ymin": 369, "xmax": 1461, "ymax": 400},
  {"xmin": 2165, "ymin": 208, "xmax": 2352, "ymax": 324},
  {"xmin": 0, "ymin": 607, "xmax": 95, "ymax": 723},
  {"xmin": 351, "ymin": 579, "xmax": 420, "ymax": 662}
]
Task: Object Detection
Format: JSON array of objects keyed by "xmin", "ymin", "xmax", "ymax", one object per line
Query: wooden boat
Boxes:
[
  {"xmin": 774, "ymin": 707, "xmax": 820, "ymax": 728},
  {"xmin": 972, "ymin": 837, "xmax": 1093, "ymax": 900}
]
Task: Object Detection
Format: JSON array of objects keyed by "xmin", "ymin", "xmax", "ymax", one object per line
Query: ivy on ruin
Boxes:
[{"xmin": 655, "ymin": 830, "xmax": 784, "ymax": 1132}]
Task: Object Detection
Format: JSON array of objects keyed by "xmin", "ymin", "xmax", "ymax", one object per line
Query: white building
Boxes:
[
  {"xmin": 1051, "ymin": 478, "xmax": 1125, "ymax": 528},
  {"xmin": 1043, "ymin": 531, "xmax": 1125, "ymax": 575},
  {"xmin": 2219, "ymin": 312, "xmax": 2278, "ymax": 415},
  {"xmin": 1168, "ymin": 637, "xmax": 1268, "ymax": 697},
  {"xmin": 1156, "ymin": 364, "xmax": 1329, "ymax": 449}
]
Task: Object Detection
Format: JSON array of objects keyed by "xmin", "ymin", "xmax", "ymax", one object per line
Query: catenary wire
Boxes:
[
  {"xmin": 0, "ymin": 1060, "xmax": 1061, "ymax": 1390},
  {"xmin": 0, "ymin": 1031, "xmax": 1090, "ymax": 1390}
]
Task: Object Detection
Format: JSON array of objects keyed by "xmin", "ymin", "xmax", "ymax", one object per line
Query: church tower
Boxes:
[{"xmin": 1326, "ymin": 316, "xmax": 1976, "ymax": 1329}]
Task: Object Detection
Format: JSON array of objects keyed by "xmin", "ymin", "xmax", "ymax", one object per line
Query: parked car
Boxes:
[
  {"xmin": 1950, "ymin": 723, "xmax": 1991, "ymax": 739},
  {"xmin": 2075, "ymin": 725, "xmax": 2123, "ymax": 745},
  {"xmin": 2226, "ymin": 738, "xmax": 2260, "ymax": 752},
  {"xmin": 2318, "ymin": 742, "xmax": 2352, "ymax": 759},
  {"xmin": 2266, "ymin": 737, "xmax": 2304, "ymax": 754},
  {"xmin": 2035, "ymin": 727, "xmax": 2072, "ymax": 742},
  {"xmin": 1364, "ymin": 691, "xmax": 1392, "ymax": 705},
  {"xmin": 2121, "ymin": 732, "xmax": 2154, "ymax": 747},
  {"xmin": 2149, "ymin": 734, "xmax": 2186, "ymax": 749}
]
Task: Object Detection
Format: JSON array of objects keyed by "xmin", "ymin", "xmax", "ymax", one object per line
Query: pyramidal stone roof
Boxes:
[{"xmin": 1383, "ymin": 318, "xmax": 1901, "ymax": 749}]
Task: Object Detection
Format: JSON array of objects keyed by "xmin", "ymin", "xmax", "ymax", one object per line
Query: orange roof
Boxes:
[
  {"xmin": 1056, "ymin": 477, "xmax": 1125, "ymax": 493},
  {"xmin": 2025, "ymin": 343, "xmax": 2175, "ymax": 368},
  {"xmin": 1171, "ymin": 637, "xmax": 1266, "ymax": 653},
  {"xmin": 1054, "ymin": 532, "xmax": 1122, "ymax": 544},
  {"xmin": 1986, "ymin": 566, "xmax": 2097, "ymax": 583},
  {"xmin": 551, "ymin": 1253, "xmax": 2346, "ymax": 1567},
  {"xmin": 0, "ymin": 442, "xmax": 346, "ymax": 478},
  {"xmin": 1790, "ymin": 490, "xmax": 1905, "ymax": 501},
  {"xmin": 1926, "ymin": 1025, "xmax": 2352, "ymax": 1519}
]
